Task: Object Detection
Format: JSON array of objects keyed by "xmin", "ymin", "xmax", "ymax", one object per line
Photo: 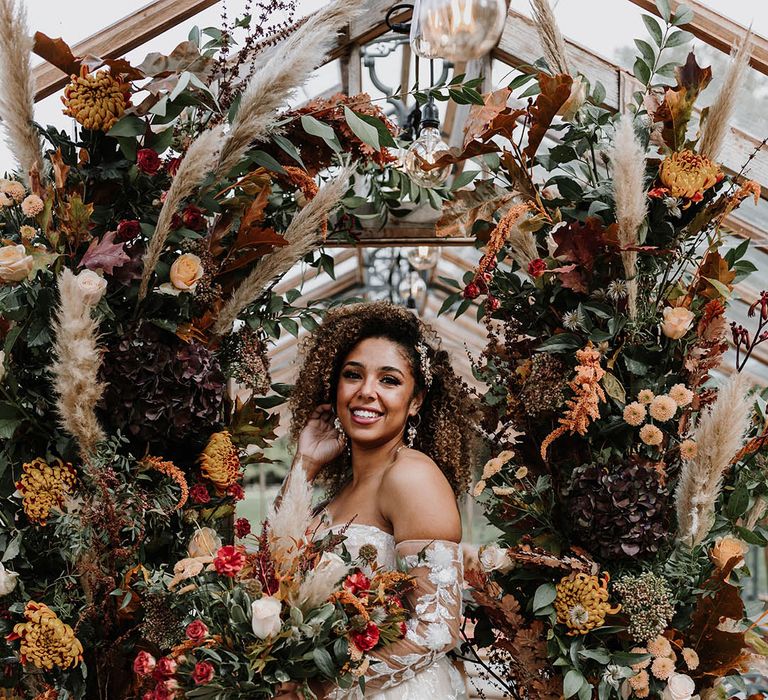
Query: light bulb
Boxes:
[
  {"xmin": 404, "ymin": 127, "xmax": 451, "ymax": 188},
  {"xmin": 407, "ymin": 245, "xmax": 439, "ymax": 270},
  {"xmin": 419, "ymin": 0, "xmax": 507, "ymax": 61},
  {"xmin": 409, "ymin": 0, "xmax": 442, "ymax": 58},
  {"xmin": 398, "ymin": 271, "xmax": 428, "ymax": 307}
]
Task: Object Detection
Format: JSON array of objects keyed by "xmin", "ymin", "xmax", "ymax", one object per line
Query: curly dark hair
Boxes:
[{"xmin": 289, "ymin": 301, "xmax": 479, "ymax": 497}]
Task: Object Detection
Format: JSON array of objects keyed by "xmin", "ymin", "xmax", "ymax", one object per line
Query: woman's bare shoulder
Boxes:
[{"xmin": 380, "ymin": 448, "xmax": 461, "ymax": 543}]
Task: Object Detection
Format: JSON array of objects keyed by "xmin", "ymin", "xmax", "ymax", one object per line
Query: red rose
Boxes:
[
  {"xmin": 181, "ymin": 205, "xmax": 206, "ymax": 232},
  {"xmin": 399, "ymin": 621, "xmax": 407, "ymax": 637},
  {"xmin": 227, "ymin": 483, "xmax": 245, "ymax": 501},
  {"xmin": 116, "ymin": 219, "xmax": 141, "ymax": 242},
  {"xmin": 153, "ymin": 680, "xmax": 179, "ymax": 700},
  {"xmin": 166, "ymin": 157, "xmax": 182, "ymax": 177},
  {"xmin": 185, "ymin": 620, "xmax": 208, "ymax": 644},
  {"xmin": 137, "ymin": 148, "xmax": 162, "ymax": 175},
  {"xmin": 486, "ymin": 295, "xmax": 501, "ymax": 312},
  {"xmin": 192, "ymin": 660, "xmax": 215, "ymax": 685},
  {"xmin": 527, "ymin": 258, "xmax": 547, "ymax": 278},
  {"xmin": 235, "ymin": 517, "xmax": 251, "ymax": 538},
  {"xmin": 152, "ymin": 656, "xmax": 177, "ymax": 679},
  {"xmin": 189, "ymin": 483, "xmax": 211, "ymax": 504},
  {"xmin": 132, "ymin": 650, "xmax": 157, "ymax": 676},
  {"xmin": 351, "ymin": 622, "xmax": 380, "ymax": 652},
  {"xmin": 343, "ymin": 571, "xmax": 370, "ymax": 595},
  {"xmin": 462, "ymin": 282, "xmax": 480, "ymax": 300},
  {"xmin": 142, "ymin": 692, "xmax": 154, "ymax": 700},
  {"xmin": 213, "ymin": 545, "xmax": 246, "ymax": 577},
  {"xmin": 170, "ymin": 212, "xmax": 183, "ymax": 230}
]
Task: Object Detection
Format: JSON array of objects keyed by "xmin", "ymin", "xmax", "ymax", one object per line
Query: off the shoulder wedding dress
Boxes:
[{"xmin": 322, "ymin": 523, "xmax": 469, "ymax": 700}]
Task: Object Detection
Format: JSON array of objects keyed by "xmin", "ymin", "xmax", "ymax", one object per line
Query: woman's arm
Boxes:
[{"xmin": 352, "ymin": 455, "xmax": 464, "ymax": 692}]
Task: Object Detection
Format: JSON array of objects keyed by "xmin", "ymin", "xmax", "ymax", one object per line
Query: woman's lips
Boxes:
[{"xmin": 349, "ymin": 408, "xmax": 383, "ymax": 425}]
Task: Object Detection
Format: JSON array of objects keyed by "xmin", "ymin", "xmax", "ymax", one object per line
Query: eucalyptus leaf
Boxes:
[
  {"xmin": 564, "ymin": 670, "xmax": 586, "ymax": 699},
  {"xmin": 642, "ymin": 14, "xmax": 664, "ymax": 46},
  {"xmin": 343, "ymin": 106, "xmax": 380, "ymax": 151},
  {"xmin": 533, "ymin": 583, "xmax": 557, "ymax": 612}
]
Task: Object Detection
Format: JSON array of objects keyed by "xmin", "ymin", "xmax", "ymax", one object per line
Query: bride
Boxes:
[{"xmin": 276, "ymin": 301, "xmax": 477, "ymax": 699}]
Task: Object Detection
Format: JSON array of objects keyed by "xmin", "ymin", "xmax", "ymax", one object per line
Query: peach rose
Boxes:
[
  {"xmin": 0, "ymin": 244, "xmax": 34, "ymax": 282},
  {"xmin": 710, "ymin": 535, "xmax": 749, "ymax": 570},
  {"xmin": 188, "ymin": 527, "xmax": 222, "ymax": 559},
  {"xmin": 557, "ymin": 76, "xmax": 587, "ymax": 121},
  {"xmin": 169, "ymin": 253, "xmax": 204, "ymax": 292},
  {"xmin": 661, "ymin": 307, "xmax": 694, "ymax": 340},
  {"xmin": 75, "ymin": 269, "xmax": 108, "ymax": 306}
]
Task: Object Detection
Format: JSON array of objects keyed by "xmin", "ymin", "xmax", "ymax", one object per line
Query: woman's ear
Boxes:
[{"xmin": 409, "ymin": 391, "xmax": 424, "ymax": 416}]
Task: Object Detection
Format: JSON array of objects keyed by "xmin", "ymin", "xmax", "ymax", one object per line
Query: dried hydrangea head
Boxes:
[
  {"xmin": 7, "ymin": 601, "xmax": 83, "ymax": 670},
  {"xmin": 614, "ymin": 572, "xmax": 675, "ymax": 644},
  {"xmin": 62, "ymin": 66, "xmax": 131, "ymax": 132},
  {"xmin": 15, "ymin": 458, "xmax": 78, "ymax": 525},
  {"xmin": 554, "ymin": 572, "xmax": 620, "ymax": 636},
  {"xmin": 199, "ymin": 430, "xmax": 241, "ymax": 493}
]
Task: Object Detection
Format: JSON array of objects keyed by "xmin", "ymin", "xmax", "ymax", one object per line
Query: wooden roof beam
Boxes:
[
  {"xmin": 33, "ymin": 0, "xmax": 221, "ymax": 101},
  {"xmin": 627, "ymin": 0, "xmax": 768, "ymax": 77}
]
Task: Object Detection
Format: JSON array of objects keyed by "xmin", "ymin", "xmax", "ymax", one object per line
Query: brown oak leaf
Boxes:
[
  {"xmin": 78, "ymin": 230, "xmax": 130, "ymax": 275},
  {"xmin": 523, "ymin": 72, "xmax": 574, "ymax": 159}
]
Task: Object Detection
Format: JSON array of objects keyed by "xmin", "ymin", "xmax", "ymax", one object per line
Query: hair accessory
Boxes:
[{"xmin": 416, "ymin": 341, "xmax": 433, "ymax": 388}]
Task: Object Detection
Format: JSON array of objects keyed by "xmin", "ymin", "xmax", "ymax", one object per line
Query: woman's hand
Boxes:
[{"xmin": 296, "ymin": 403, "xmax": 346, "ymax": 478}]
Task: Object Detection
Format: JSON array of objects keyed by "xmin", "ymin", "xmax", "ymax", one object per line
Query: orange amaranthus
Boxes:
[
  {"xmin": 540, "ymin": 344, "xmax": 606, "ymax": 460},
  {"xmin": 143, "ymin": 456, "xmax": 189, "ymax": 510}
]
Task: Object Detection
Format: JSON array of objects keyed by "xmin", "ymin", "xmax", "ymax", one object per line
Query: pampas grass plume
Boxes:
[
  {"xmin": 610, "ymin": 116, "xmax": 647, "ymax": 317},
  {"xmin": 698, "ymin": 27, "xmax": 753, "ymax": 162},
  {"xmin": 0, "ymin": 0, "xmax": 44, "ymax": 184},
  {"xmin": 675, "ymin": 372, "xmax": 753, "ymax": 546},
  {"xmin": 267, "ymin": 461, "xmax": 314, "ymax": 574},
  {"xmin": 138, "ymin": 124, "xmax": 226, "ymax": 300},
  {"xmin": 51, "ymin": 268, "xmax": 106, "ymax": 457},
  {"xmin": 530, "ymin": 0, "xmax": 569, "ymax": 75},
  {"xmin": 216, "ymin": 0, "xmax": 359, "ymax": 178},
  {"xmin": 212, "ymin": 163, "xmax": 354, "ymax": 335}
]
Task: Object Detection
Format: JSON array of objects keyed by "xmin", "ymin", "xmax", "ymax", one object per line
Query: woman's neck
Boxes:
[{"xmin": 349, "ymin": 435, "xmax": 405, "ymax": 486}]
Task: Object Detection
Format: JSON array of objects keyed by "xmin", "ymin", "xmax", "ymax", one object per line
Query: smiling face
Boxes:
[{"xmin": 335, "ymin": 337, "xmax": 422, "ymax": 449}]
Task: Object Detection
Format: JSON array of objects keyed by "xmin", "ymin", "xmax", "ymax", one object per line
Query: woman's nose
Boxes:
[{"xmin": 357, "ymin": 376, "xmax": 377, "ymax": 399}]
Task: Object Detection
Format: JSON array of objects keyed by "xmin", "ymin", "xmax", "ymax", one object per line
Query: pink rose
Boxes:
[
  {"xmin": 192, "ymin": 660, "xmax": 215, "ymax": 685},
  {"xmin": 152, "ymin": 656, "xmax": 177, "ymax": 679},
  {"xmin": 132, "ymin": 650, "xmax": 157, "ymax": 676},
  {"xmin": 185, "ymin": 620, "xmax": 209, "ymax": 644}
]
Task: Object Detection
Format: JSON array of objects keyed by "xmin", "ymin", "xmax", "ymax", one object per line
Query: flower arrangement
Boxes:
[
  {"xmin": 438, "ymin": 1, "xmax": 768, "ymax": 698},
  {"xmin": 0, "ymin": 0, "xmax": 406, "ymax": 697},
  {"xmin": 132, "ymin": 472, "xmax": 412, "ymax": 699}
]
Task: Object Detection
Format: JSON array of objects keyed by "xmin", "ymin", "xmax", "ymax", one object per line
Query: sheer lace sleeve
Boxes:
[{"xmin": 361, "ymin": 539, "xmax": 464, "ymax": 691}]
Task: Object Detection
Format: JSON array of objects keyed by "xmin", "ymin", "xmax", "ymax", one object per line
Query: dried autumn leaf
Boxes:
[
  {"xmin": 58, "ymin": 194, "xmax": 95, "ymax": 247},
  {"xmin": 523, "ymin": 72, "xmax": 574, "ymax": 159},
  {"xmin": 78, "ymin": 230, "xmax": 130, "ymax": 275},
  {"xmin": 136, "ymin": 40, "xmax": 214, "ymax": 80},
  {"xmin": 463, "ymin": 88, "xmax": 526, "ymax": 148},
  {"xmin": 695, "ymin": 251, "xmax": 736, "ymax": 300},
  {"xmin": 652, "ymin": 52, "xmax": 713, "ymax": 152},
  {"xmin": 436, "ymin": 180, "xmax": 513, "ymax": 238},
  {"xmin": 49, "ymin": 148, "xmax": 70, "ymax": 191},
  {"xmin": 33, "ymin": 32, "xmax": 78, "ymax": 76}
]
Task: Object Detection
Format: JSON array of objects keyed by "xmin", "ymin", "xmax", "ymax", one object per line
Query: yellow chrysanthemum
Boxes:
[
  {"xmin": 8, "ymin": 602, "xmax": 83, "ymax": 670},
  {"xmin": 668, "ymin": 384, "xmax": 693, "ymax": 407},
  {"xmin": 649, "ymin": 395, "xmax": 678, "ymax": 422},
  {"xmin": 623, "ymin": 401, "xmax": 647, "ymax": 426},
  {"xmin": 16, "ymin": 458, "xmax": 77, "ymax": 525},
  {"xmin": 647, "ymin": 634, "xmax": 672, "ymax": 658},
  {"xmin": 658, "ymin": 149, "xmax": 722, "ymax": 201},
  {"xmin": 199, "ymin": 431, "xmax": 241, "ymax": 493},
  {"xmin": 639, "ymin": 424, "xmax": 664, "ymax": 446},
  {"xmin": 679, "ymin": 439, "xmax": 697, "ymax": 461},
  {"xmin": 554, "ymin": 572, "xmax": 620, "ymax": 636},
  {"xmin": 637, "ymin": 389, "xmax": 655, "ymax": 405},
  {"xmin": 62, "ymin": 66, "xmax": 130, "ymax": 132}
]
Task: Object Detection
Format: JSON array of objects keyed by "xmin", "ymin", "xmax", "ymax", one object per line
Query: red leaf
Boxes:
[
  {"xmin": 78, "ymin": 230, "xmax": 130, "ymax": 275},
  {"xmin": 33, "ymin": 32, "xmax": 78, "ymax": 77},
  {"xmin": 524, "ymin": 73, "xmax": 574, "ymax": 159}
]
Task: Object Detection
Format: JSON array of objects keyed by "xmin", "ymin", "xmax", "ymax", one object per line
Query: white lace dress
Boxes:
[{"xmin": 323, "ymin": 523, "xmax": 468, "ymax": 700}]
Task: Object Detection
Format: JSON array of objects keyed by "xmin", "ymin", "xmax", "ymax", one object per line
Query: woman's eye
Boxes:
[
  {"xmin": 342, "ymin": 370, "xmax": 361, "ymax": 379},
  {"xmin": 381, "ymin": 376, "xmax": 400, "ymax": 385}
]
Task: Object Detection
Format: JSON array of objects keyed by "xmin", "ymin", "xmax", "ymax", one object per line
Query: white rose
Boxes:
[
  {"xmin": 662, "ymin": 307, "xmax": 695, "ymax": 340},
  {"xmin": 662, "ymin": 673, "xmax": 699, "ymax": 700},
  {"xmin": 478, "ymin": 544, "xmax": 514, "ymax": 574},
  {"xmin": 251, "ymin": 595, "xmax": 283, "ymax": 639},
  {"xmin": 75, "ymin": 269, "xmax": 108, "ymax": 306},
  {"xmin": 0, "ymin": 244, "xmax": 34, "ymax": 282},
  {"xmin": 0, "ymin": 562, "xmax": 19, "ymax": 596},
  {"xmin": 315, "ymin": 551, "xmax": 347, "ymax": 578}
]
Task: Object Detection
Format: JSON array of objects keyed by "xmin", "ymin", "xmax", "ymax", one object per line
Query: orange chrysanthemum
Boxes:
[
  {"xmin": 62, "ymin": 66, "xmax": 130, "ymax": 132},
  {"xmin": 541, "ymin": 344, "xmax": 606, "ymax": 459},
  {"xmin": 199, "ymin": 431, "xmax": 241, "ymax": 493},
  {"xmin": 143, "ymin": 456, "xmax": 189, "ymax": 510},
  {"xmin": 16, "ymin": 458, "xmax": 77, "ymax": 525},
  {"xmin": 554, "ymin": 572, "xmax": 620, "ymax": 636},
  {"xmin": 7, "ymin": 602, "xmax": 83, "ymax": 670},
  {"xmin": 657, "ymin": 149, "xmax": 722, "ymax": 201},
  {"xmin": 328, "ymin": 589, "xmax": 370, "ymax": 620}
]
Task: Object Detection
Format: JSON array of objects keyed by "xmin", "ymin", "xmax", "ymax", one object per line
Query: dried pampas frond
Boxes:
[
  {"xmin": 293, "ymin": 551, "xmax": 348, "ymax": 611},
  {"xmin": 267, "ymin": 461, "xmax": 314, "ymax": 574},
  {"xmin": 216, "ymin": 0, "xmax": 359, "ymax": 177},
  {"xmin": 212, "ymin": 163, "xmax": 354, "ymax": 335},
  {"xmin": 0, "ymin": 0, "xmax": 44, "ymax": 184},
  {"xmin": 698, "ymin": 27, "xmax": 753, "ymax": 161},
  {"xmin": 530, "ymin": 0, "xmax": 570, "ymax": 75},
  {"xmin": 675, "ymin": 372, "xmax": 753, "ymax": 546},
  {"xmin": 51, "ymin": 269, "xmax": 106, "ymax": 457},
  {"xmin": 610, "ymin": 117, "xmax": 647, "ymax": 317},
  {"xmin": 139, "ymin": 124, "xmax": 226, "ymax": 300}
]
